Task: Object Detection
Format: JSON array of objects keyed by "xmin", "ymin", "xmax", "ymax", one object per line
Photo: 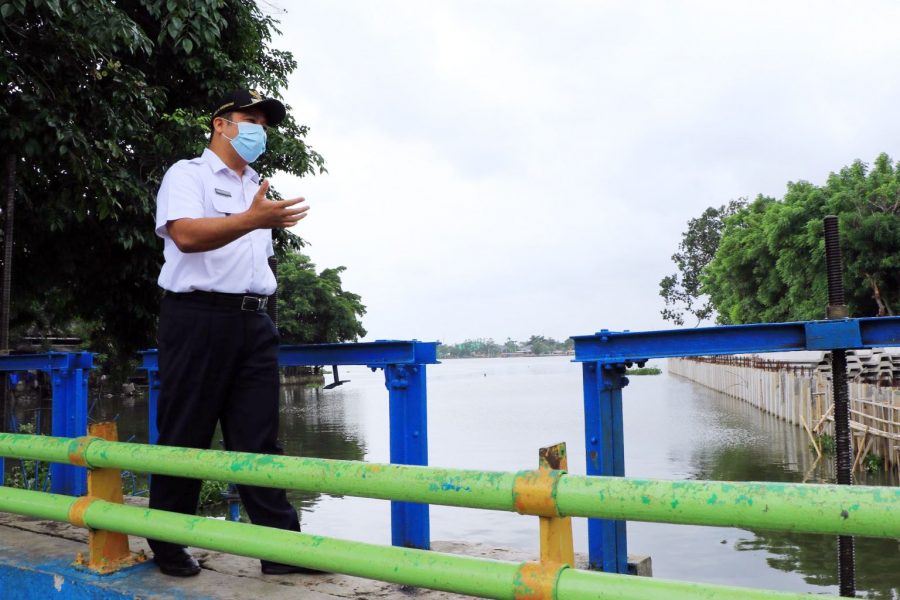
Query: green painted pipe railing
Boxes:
[
  {"xmin": 0, "ymin": 486, "xmax": 821, "ymax": 600},
  {"xmin": 0, "ymin": 433, "xmax": 897, "ymax": 539}
]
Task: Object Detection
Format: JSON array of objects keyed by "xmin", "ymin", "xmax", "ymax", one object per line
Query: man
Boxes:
[{"xmin": 149, "ymin": 90, "xmax": 317, "ymax": 577}]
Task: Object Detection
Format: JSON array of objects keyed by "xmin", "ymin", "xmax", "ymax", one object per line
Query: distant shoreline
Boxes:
[{"xmin": 438, "ymin": 353, "xmax": 575, "ymax": 359}]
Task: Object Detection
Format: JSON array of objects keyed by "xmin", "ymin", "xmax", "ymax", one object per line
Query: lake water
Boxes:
[{"xmin": 51, "ymin": 356, "xmax": 900, "ymax": 596}]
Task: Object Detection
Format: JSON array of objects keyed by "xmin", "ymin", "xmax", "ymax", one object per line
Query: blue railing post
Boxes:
[
  {"xmin": 384, "ymin": 363, "xmax": 430, "ymax": 549},
  {"xmin": 147, "ymin": 368, "xmax": 160, "ymax": 445},
  {"xmin": 581, "ymin": 356, "xmax": 628, "ymax": 573},
  {"xmin": 49, "ymin": 364, "xmax": 88, "ymax": 495},
  {"xmin": 139, "ymin": 350, "xmax": 161, "ymax": 445}
]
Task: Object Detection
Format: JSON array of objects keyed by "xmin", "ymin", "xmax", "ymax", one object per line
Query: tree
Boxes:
[
  {"xmin": 0, "ymin": 1, "xmax": 325, "ymax": 371},
  {"xmin": 826, "ymin": 155, "xmax": 899, "ymax": 317},
  {"xmin": 659, "ymin": 199, "xmax": 746, "ymax": 326},
  {"xmin": 481, "ymin": 338, "xmax": 501, "ymax": 357},
  {"xmin": 276, "ymin": 253, "xmax": 366, "ymax": 344},
  {"xmin": 701, "ymin": 196, "xmax": 786, "ymax": 324},
  {"xmin": 437, "ymin": 335, "xmax": 572, "ymax": 358},
  {"xmin": 438, "ymin": 344, "xmax": 460, "ymax": 359},
  {"xmin": 702, "ymin": 154, "xmax": 899, "ymax": 324},
  {"xmin": 525, "ymin": 335, "xmax": 557, "ymax": 355}
]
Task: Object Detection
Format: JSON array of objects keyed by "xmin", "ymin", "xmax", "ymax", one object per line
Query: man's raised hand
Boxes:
[{"xmin": 247, "ymin": 179, "xmax": 309, "ymax": 229}]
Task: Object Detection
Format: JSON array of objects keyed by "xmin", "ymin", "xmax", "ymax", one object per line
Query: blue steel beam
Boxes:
[
  {"xmin": 138, "ymin": 350, "xmax": 157, "ymax": 372},
  {"xmin": 572, "ymin": 315, "xmax": 899, "ymax": 574},
  {"xmin": 860, "ymin": 317, "xmax": 900, "ymax": 347},
  {"xmin": 582, "ymin": 363, "xmax": 627, "ymax": 573},
  {"xmin": 283, "ymin": 340, "xmax": 439, "ymax": 367},
  {"xmin": 0, "ymin": 353, "xmax": 93, "ymax": 495},
  {"xmin": 385, "ymin": 364, "xmax": 431, "ymax": 550},
  {"xmin": 0, "ymin": 352, "xmax": 93, "ymax": 372},
  {"xmin": 49, "ymin": 367, "xmax": 88, "ymax": 495},
  {"xmin": 140, "ymin": 341, "xmax": 439, "ymax": 371},
  {"xmin": 573, "ymin": 317, "xmax": 900, "ymax": 363},
  {"xmin": 147, "ymin": 369, "xmax": 161, "ymax": 445}
]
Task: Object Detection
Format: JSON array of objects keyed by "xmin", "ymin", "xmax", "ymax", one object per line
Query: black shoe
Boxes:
[
  {"xmin": 153, "ymin": 549, "xmax": 201, "ymax": 577},
  {"xmin": 261, "ymin": 561, "xmax": 328, "ymax": 575}
]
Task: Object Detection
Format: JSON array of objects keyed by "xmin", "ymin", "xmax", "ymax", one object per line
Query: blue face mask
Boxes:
[{"xmin": 223, "ymin": 119, "xmax": 267, "ymax": 163}]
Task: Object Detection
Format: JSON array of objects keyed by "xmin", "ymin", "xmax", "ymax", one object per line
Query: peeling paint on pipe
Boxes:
[
  {"xmin": 0, "ymin": 433, "xmax": 897, "ymax": 539},
  {"xmin": 555, "ymin": 476, "xmax": 899, "ymax": 538}
]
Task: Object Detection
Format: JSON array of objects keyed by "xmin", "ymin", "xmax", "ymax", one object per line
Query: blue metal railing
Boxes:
[
  {"xmin": 1, "ymin": 316, "xmax": 899, "ymax": 573},
  {"xmin": 571, "ymin": 315, "xmax": 900, "ymax": 573},
  {"xmin": 0, "ymin": 352, "xmax": 93, "ymax": 495},
  {"xmin": 139, "ymin": 340, "xmax": 440, "ymax": 549}
]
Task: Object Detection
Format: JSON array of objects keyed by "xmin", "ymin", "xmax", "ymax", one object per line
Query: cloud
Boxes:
[{"xmin": 270, "ymin": 0, "xmax": 900, "ymax": 342}]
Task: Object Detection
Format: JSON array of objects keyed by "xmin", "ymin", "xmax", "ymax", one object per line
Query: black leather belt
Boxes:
[{"xmin": 165, "ymin": 290, "xmax": 269, "ymax": 312}]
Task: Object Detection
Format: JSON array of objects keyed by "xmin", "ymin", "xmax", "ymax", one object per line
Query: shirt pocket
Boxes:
[{"xmin": 209, "ymin": 191, "xmax": 246, "ymax": 217}]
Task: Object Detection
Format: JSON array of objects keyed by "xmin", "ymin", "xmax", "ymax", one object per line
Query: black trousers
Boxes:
[{"xmin": 148, "ymin": 294, "xmax": 300, "ymax": 559}]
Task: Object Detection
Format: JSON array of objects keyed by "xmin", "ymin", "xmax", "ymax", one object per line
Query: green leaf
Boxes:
[{"xmin": 0, "ymin": 0, "xmax": 327, "ymax": 374}]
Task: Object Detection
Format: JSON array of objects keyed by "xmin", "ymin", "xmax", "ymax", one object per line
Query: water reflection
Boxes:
[
  {"xmin": 660, "ymin": 377, "xmax": 899, "ymax": 597},
  {"xmin": 737, "ymin": 533, "xmax": 900, "ymax": 599},
  {"xmin": 280, "ymin": 385, "xmax": 366, "ymax": 461},
  {"xmin": 279, "ymin": 384, "xmax": 367, "ymax": 512}
]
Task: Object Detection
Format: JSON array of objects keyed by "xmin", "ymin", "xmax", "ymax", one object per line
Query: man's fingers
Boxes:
[
  {"xmin": 251, "ymin": 183, "xmax": 309, "ymax": 228},
  {"xmin": 253, "ymin": 179, "xmax": 270, "ymax": 201},
  {"xmin": 285, "ymin": 212, "xmax": 309, "ymax": 224},
  {"xmin": 281, "ymin": 205, "xmax": 309, "ymax": 216},
  {"xmin": 281, "ymin": 213, "xmax": 309, "ymax": 227}
]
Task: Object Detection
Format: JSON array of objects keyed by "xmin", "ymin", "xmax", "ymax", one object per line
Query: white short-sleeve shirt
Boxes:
[{"xmin": 155, "ymin": 148, "xmax": 276, "ymax": 295}]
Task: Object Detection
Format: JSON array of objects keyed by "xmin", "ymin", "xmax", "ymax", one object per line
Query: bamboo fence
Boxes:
[{"xmin": 668, "ymin": 356, "xmax": 900, "ymax": 476}]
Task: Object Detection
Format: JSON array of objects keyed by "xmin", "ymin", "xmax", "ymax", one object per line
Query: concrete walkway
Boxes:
[{"xmin": 0, "ymin": 512, "xmax": 521, "ymax": 599}]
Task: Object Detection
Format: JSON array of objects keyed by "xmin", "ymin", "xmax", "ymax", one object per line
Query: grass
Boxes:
[
  {"xmin": 4, "ymin": 423, "xmax": 51, "ymax": 490},
  {"xmin": 814, "ymin": 433, "xmax": 836, "ymax": 456},
  {"xmin": 863, "ymin": 453, "xmax": 884, "ymax": 473},
  {"xmin": 198, "ymin": 479, "xmax": 230, "ymax": 507},
  {"xmin": 626, "ymin": 367, "xmax": 662, "ymax": 376}
]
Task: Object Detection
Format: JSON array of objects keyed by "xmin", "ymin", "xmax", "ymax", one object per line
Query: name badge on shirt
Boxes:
[{"xmin": 214, "ymin": 188, "xmax": 232, "ymax": 197}]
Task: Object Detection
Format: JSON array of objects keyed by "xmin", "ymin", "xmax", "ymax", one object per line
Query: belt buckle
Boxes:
[{"xmin": 241, "ymin": 296, "xmax": 267, "ymax": 311}]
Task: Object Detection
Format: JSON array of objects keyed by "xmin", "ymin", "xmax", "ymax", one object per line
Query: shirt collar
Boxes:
[{"xmin": 201, "ymin": 148, "xmax": 260, "ymax": 183}]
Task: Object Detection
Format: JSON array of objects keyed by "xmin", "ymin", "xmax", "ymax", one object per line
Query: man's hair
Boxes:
[{"xmin": 210, "ymin": 111, "xmax": 234, "ymax": 132}]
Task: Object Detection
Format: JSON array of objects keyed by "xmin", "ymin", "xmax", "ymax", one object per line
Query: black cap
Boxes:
[{"xmin": 211, "ymin": 89, "xmax": 287, "ymax": 127}]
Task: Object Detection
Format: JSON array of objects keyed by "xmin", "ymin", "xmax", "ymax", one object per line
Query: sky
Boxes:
[{"xmin": 266, "ymin": 1, "xmax": 900, "ymax": 345}]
